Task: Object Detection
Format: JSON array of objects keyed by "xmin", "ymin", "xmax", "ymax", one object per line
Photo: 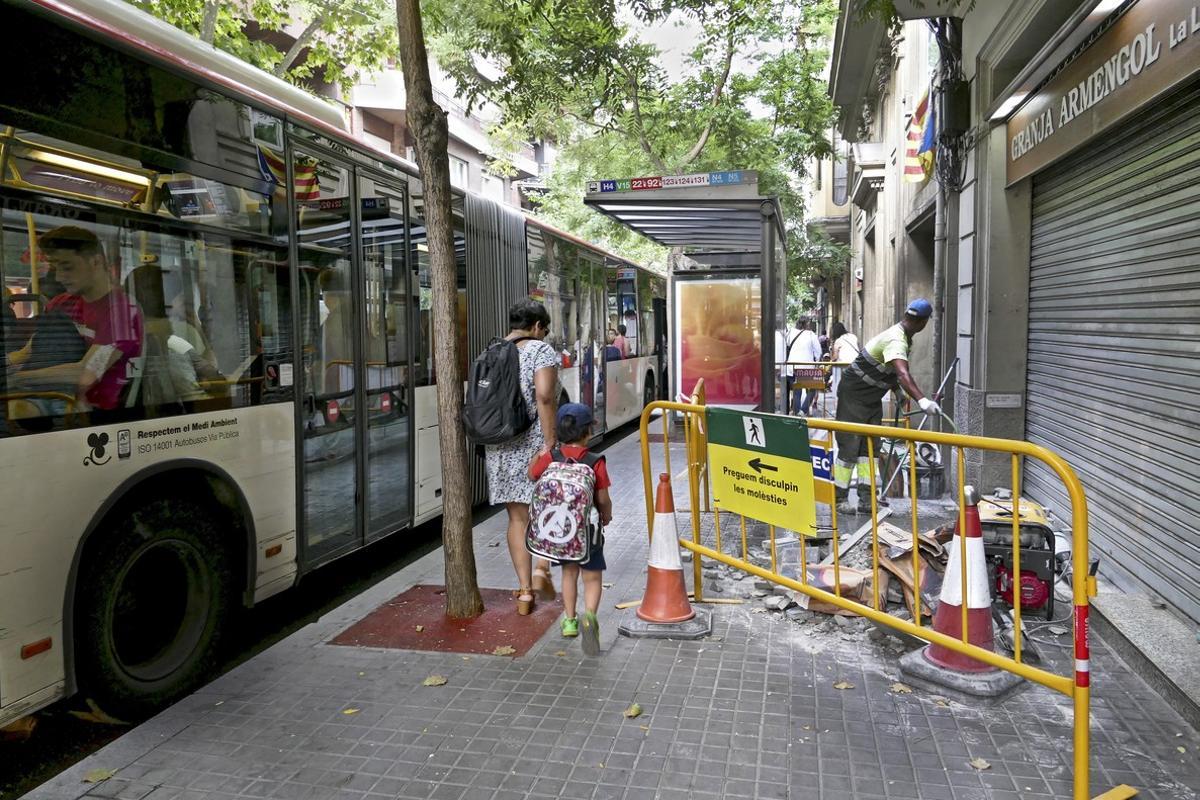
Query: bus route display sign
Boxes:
[
  {"xmin": 707, "ymin": 408, "xmax": 817, "ymax": 535},
  {"xmin": 586, "ymin": 170, "xmax": 749, "ymax": 193}
]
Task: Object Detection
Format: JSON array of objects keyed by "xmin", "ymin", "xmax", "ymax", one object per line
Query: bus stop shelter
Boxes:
[{"xmin": 584, "ymin": 171, "xmax": 787, "ymax": 413}]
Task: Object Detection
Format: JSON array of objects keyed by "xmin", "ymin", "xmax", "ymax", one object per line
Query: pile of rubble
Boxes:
[{"xmin": 694, "ymin": 513, "xmax": 962, "ymax": 647}]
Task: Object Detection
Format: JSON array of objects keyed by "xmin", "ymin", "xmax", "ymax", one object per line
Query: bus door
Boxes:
[
  {"xmin": 294, "ymin": 149, "xmax": 363, "ymax": 564},
  {"xmin": 653, "ymin": 296, "xmax": 668, "ymax": 399},
  {"xmin": 357, "ymin": 173, "xmax": 412, "ymax": 542}
]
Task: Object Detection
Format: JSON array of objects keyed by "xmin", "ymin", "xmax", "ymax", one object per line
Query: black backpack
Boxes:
[{"xmin": 462, "ymin": 336, "xmax": 533, "ymax": 445}]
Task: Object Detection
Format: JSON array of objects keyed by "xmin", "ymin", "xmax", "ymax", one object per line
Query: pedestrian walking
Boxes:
[
  {"xmin": 482, "ymin": 299, "xmax": 560, "ymax": 614},
  {"xmin": 528, "ymin": 403, "xmax": 613, "ymax": 656},
  {"xmin": 777, "ymin": 318, "xmax": 799, "ymax": 413},
  {"xmin": 791, "ymin": 318, "xmax": 821, "ymax": 415},
  {"xmin": 828, "ymin": 320, "xmax": 858, "ymax": 398},
  {"xmin": 833, "ymin": 299, "xmax": 941, "ymax": 514}
]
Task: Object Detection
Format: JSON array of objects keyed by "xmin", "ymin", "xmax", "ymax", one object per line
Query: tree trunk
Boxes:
[
  {"xmin": 200, "ymin": 0, "xmax": 220, "ymax": 44},
  {"xmin": 394, "ymin": 0, "xmax": 484, "ymax": 619}
]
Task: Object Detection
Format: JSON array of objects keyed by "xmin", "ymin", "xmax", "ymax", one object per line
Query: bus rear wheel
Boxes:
[{"xmin": 76, "ymin": 499, "xmax": 233, "ymax": 719}]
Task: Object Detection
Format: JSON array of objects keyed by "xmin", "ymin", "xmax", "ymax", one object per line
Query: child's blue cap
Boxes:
[{"xmin": 556, "ymin": 402, "xmax": 593, "ymax": 427}]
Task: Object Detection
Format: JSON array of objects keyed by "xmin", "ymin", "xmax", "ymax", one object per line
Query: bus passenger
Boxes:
[
  {"xmin": 483, "ymin": 299, "xmax": 559, "ymax": 615},
  {"xmin": 7, "ymin": 226, "xmax": 143, "ymax": 414},
  {"xmin": 613, "ymin": 323, "xmax": 630, "ymax": 358},
  {"xmin": 604, "ymin": 328, "xmax": 622, "ymax": 361}
]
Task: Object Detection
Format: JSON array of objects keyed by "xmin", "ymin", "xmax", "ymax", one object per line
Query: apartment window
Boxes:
[
  {"xmin": 448, "ymin": 156, "xmax": 469, "ymax": 188},
  {"xmin": 481, "ymin": 173, "xmax": 504, "ymax": 204},
  {"xmin": 832, "ymin": 137, "xmax": 849, "ymax": 207}
]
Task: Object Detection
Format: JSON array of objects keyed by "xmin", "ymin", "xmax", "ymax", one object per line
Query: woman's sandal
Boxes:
[
  {"xmin": 532, "ymin": 568, "xmax": 556, "ymax": 602},
  {"xmin": 516, "ymin": 587, "xmax": 535, "ymax": 616}
]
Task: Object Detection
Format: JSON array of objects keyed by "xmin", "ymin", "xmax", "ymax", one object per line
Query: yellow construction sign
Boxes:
[{"xmin": 707, "ymin": 408, "xmax": 817, "ymax": 535}]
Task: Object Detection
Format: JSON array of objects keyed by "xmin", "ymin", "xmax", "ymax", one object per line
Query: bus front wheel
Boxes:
[{"xmin": 76, "ymin": 499, "xmax": 234, "ymax": 719}]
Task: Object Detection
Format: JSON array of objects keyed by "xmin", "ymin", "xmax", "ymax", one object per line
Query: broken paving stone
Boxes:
[
  {"xmin": 706, "ymin": 581, "xmax": 724, "ymax": 594},
  {"xmin": 764, "ymin": 595, "xmax": 794, "ymax": 611},
  {"xmin": 754, "ymin": 580, "xmax": 774, "ymax": 591},
  {"xmin": 786, "ymin": 608, "xmax": 813, "ymax": 623},
  {"xmin": 968, "ymin": 758, "xmax": 992, "ymax": 771},
  {"xmin": 752, "ymin": 589, "xmax": 769, "ymax": 598},
  {"xmin": 834, "ymin": 615, "xmax": 854, "ymax": 629}
]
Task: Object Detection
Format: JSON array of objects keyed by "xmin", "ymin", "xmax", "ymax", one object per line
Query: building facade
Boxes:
[{"xmin": 830, "ymin": 0, "xmax": 1200, "ymax": 624}]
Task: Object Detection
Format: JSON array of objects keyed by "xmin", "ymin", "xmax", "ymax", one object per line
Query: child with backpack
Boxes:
[{"xmin": 527, "ymin": 403, "xmax": 612, "ymax": 656}]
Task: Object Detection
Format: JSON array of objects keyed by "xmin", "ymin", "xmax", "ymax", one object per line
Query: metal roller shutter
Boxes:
[{"xmin": 1025, "ymin": 79, "xmax": 1200, "ymax": 623}]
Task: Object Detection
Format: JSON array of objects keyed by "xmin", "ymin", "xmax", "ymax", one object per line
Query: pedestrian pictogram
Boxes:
[
  {"xmin": 743, "ymin": 416, "xmax": 764, "ymax": 447},
  {"xmin": 708, "ymin": 408, "xmax": 816, "ymax": 534}
]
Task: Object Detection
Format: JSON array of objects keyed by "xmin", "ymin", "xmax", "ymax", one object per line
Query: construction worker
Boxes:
[{"xmin": 834, "ymin": 298, "xmax": 941, "ymax": 514}]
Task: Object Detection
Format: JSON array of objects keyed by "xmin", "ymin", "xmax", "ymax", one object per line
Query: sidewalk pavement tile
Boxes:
[{"xmin": 18, "ymin": 424, "xmax": 1200, "ymax": 800}]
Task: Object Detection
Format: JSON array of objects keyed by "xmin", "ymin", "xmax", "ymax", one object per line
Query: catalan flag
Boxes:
[
  {"xmin": 903, "ymin": 89, "xmax": 932, "ymax": 183},
  {"xmin": 257, "ymin": 144, "xmax": 322, "ymax": 201}
]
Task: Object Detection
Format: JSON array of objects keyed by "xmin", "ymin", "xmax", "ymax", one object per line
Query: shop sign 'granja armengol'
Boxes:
[{"xmin": 1007, "ymin": 0, "xmax": 1200, "ymax": 184}]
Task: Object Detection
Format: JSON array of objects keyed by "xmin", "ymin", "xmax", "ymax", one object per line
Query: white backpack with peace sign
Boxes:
[{"xmin": 526, "ymin": 448, "xmax": 603, "ymax": 563}]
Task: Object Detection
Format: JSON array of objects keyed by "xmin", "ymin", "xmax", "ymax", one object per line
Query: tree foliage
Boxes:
[
  {"xmin": 129, "ymin": 0, "xmax": 398, "ymax": 93},
  {"xmin": 426, "ymin": 0, "xmax": 839, "ymax": 296}
]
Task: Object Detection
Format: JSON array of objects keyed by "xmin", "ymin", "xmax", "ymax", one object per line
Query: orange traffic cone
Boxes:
[
  {"xmin": 926, "ymin": 485, "xmax": 996, "ymax": 671},
  {"xmin": 637, "ymin": 474, "xmax": 696, "ymax": 624}
]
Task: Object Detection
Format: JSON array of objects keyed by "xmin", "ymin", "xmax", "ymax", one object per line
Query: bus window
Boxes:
[
  {"xmin": 410, "ymin": 191, "xmax": 467, "ymax": 387},
  {"xmin": 0, "ymin": 147, "xmax": 289, "ymax": 434}
]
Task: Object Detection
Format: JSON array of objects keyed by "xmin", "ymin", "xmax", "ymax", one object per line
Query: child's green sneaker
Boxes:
[
  {"xmin": 561, "ymin": 617, "xmax": 579, "ymax": 638},
  {"xmin": 580, "ymin": 611, "xmax": 600, "ymax": 656}
]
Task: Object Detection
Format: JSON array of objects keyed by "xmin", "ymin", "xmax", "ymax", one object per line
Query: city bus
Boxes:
[{"xmin": 0, "ymin": 0, "xmax": 666, "ymax": 724}]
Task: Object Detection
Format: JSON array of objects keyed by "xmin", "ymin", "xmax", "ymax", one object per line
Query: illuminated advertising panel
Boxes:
[{"xmin": 674, "ymin": 276, "xmax": 762, "ymax": 408}]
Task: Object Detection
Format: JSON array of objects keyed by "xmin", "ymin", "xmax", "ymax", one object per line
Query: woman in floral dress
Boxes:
[{"xmin": 484, "ymin": 299, "xmax": 560, "ymax": 614}]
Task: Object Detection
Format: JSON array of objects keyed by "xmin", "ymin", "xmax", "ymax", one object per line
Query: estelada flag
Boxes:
[
  {"xmin": 257, "ymin": 144, "xmax": 321, "ymax": 201},
  {"xmin": 904, "ymin": 89, "xmax": 932, "ymax": 183}
]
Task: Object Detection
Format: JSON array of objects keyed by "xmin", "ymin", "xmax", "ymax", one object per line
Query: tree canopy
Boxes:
[
  {"xmin": 427, "ymin": 0, "xmax": 843, "ymax": 283},
  {"xmin": 130, "ymin": 0, "xmax": 398, "ymax": 93}
]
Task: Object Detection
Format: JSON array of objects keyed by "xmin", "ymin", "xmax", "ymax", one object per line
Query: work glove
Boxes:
[{"xmin": 918, "ymin": 397, "xmax": 942, "ymax": 417}]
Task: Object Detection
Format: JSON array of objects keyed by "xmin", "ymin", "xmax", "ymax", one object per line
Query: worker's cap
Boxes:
[
  {"xmin": 556, "ymin": 402, "xmax": 593, "ymax": 427},
  {"xmin": 905, "ymin": 298, "xmax": 933, "ymax": 318}
]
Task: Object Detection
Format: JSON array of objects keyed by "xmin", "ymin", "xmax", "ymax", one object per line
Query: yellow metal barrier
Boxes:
[{"xmin": 639, "ymin": 400, "xmax": 1134, "ymax": 800}]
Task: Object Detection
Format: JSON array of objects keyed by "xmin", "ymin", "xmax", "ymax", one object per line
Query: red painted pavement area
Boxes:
[{"xmin": 329, "ymin": 584, "xmax": 562, "ymax": 657}]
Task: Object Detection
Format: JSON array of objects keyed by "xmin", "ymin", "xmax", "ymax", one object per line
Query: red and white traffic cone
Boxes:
[
  {"xmin": 637, "ymin": 473, "xmax": 696, "ymax": 624},
  {"xmin": 901, "ymin": 485, "xmax": 1021, "ymax": 697},
  {"xmin": 925, "ymin": 485, "xmax": 996, "ymax": 672}
]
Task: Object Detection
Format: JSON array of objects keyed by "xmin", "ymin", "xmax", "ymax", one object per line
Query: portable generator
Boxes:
[{"xmin": 979, "ymin": 494, "xmax": 1057, "ymax": 619}]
